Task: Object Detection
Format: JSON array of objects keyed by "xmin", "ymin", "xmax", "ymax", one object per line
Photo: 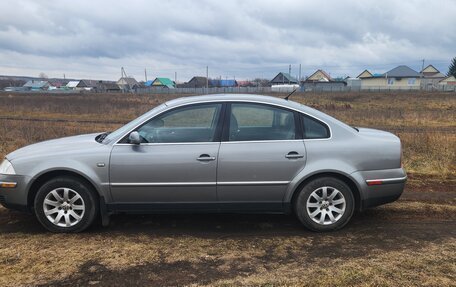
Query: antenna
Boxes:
[{"xmin": 284, "ymin": 87, "xmax": 298, "ymax": 101}]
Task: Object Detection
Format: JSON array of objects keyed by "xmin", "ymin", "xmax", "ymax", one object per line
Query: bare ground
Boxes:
[{"xmin": 0, "ymin": 180, "xmax": 455, "ymax": 287}]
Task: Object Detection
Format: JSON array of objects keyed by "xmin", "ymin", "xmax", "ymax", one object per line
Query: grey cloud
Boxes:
[{"xmin": 0, "ymin": 0, "xmax": 455, "ymax": 80}]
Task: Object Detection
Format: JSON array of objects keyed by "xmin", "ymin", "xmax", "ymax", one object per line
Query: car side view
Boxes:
[{"xmin": 0, "ymin": 94, "xmax": 406, "ymax": 232}]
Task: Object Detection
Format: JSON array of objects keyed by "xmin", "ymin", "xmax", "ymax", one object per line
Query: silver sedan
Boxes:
[{"xmin": 0, "ymin": 94, "xmax": 406, "ymax": 232}]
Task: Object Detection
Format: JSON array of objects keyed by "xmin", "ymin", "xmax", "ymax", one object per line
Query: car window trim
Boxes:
[
  {"xmin": 223, "ymin": 102, "xmax": 302, "ymax": 142},
  {"xmin": 113, "ymin": 99, "xmax": 332, "ymax": 145},
  {"xmin": 301, "ymin": 113, "xmax": 331, "ymax": 140},
  {"xmin": 118, "ymin": 102, "xmax": 226, "ymax": 144}
]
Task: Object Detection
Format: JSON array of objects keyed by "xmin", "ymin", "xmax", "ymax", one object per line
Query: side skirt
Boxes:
[{"xmin": 106, "ymin": 202, "xmax": 286, "ymax": 214}]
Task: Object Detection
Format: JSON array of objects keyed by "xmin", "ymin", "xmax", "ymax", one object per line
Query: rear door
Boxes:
[{"xmin": 216, "ymin": 102, "xmax": 306, "ymax": 211}]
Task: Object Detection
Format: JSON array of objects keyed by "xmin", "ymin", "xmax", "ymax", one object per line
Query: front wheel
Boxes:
[
  {"xmin": 294, "ymin": 177, "xmax": 355, "ymax": 232},
  {"xmin": 34, "ymin": 176, "xmax": 98, "ymax": 233}
]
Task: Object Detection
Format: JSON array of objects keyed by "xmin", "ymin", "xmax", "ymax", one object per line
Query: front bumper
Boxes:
[
  {"xmin": 0, "ymin": 174, "xmax": 31, "ymax": 211},
  {"xmin": 351, "ymin": 168, "xmax": 407, "ymax": 210}
]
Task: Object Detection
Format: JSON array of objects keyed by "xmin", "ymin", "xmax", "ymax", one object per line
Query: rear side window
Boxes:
[
  {"xmin": 301, "ymin": 115, "xmax": 330, "ymax": 139},
  {"xmin": 229, "ymin": 103, "xmax": 296, "ymax": 141}
]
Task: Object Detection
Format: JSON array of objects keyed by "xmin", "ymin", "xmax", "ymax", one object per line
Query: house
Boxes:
[
  {"xmin": 99, "ymin": 81, "xmax": 121, "ymax": 93},
  {"xmin": 48, "ymin": 80, "xmax": 67, "ymax": 89},
  {"xmin": 77, "ymin": 79, "xmax": 100, "ymax": 91},
  {"xmin": 420, "ymin": 65, "xmax": 446, "ymax": 89},
  {"xmin": 270, "ymin": 72, "xmax": 298, "ymax": 85},
  {"xmin": 209, "ymin": 79, "xmax": 237, "ymax": 88},
  {"xmin": 300, "ymin": 69, "xmax": 346, "ymax": 91},
  {"xmin": 177, "ymin": 76, "xmax": 207, "ymax": 88},
  {"xmin": 65, "ymin": 81, "xmax": 80, "ymax": 90},
  {"xmin": 237, "ymin": 80, "xmax": 256, "ymax": 87},
  {"xmin": 147, "ymin": 77, "xmax": 175, "ymax": 89},
  {"xmin": 117, "ymin": 77, "xmax": 140, "ymax": 92},
  {"xmin": 305, "ymin": 69, "xmax": 332, "ymax": 82},
  {"xmin": 438, "ymin": 75, "xmax": 456, "ymax": 86},
  {"xmin": 23, "ymin": 80, "xmax": 50, "ymax": 91},
  {"xmin": 357, "ymin": 70, "xmax": 374, "ymax": 79},
  {"xmin": 359, "ymin": 65, "xmax": 421, "ymax": 89}
]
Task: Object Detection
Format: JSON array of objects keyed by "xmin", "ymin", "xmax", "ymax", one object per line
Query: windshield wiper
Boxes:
[{"xmin": 96, "ymin": 132, "xmax": 111, "ymax": 143}]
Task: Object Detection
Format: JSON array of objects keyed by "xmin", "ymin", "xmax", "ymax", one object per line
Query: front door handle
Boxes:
[
  {"xmin": 197, "ymin": 154, "xmax": 216, "ymax": 161},
  {"xmin": 285, "ymin": 151, "xmax": 304, "ymax": 159}
]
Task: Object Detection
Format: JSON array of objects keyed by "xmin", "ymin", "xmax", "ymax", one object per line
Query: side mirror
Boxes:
[{"xmin": 129, "ymin": 131, "xmax": 141, "ymax": 145}]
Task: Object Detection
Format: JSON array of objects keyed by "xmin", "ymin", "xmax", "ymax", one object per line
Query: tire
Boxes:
[
  {"xmin": 34, "ymin": 176, "xmax": 98, "ymax": 233},
  {"xmin": 294, "ymin": 177, "xmax": 355, "ymax": 232}
]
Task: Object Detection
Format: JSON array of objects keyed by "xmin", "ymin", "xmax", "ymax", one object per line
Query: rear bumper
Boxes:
[
  {"xmin": 351, "ymin": 168, "xmax": 407, "ymax": 210},
  {"xmin": 0, "ymin": 174, "xmax": 30, "ymax": 212}
]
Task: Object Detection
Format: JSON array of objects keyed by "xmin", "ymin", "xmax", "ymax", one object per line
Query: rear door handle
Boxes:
[
  {"xmin": 197, "ymin": 154, "xmax": 216, "ymax": 161},
  {"xmin": 285, "ymin": 151, "xmax": 304, "ymax": 159}
]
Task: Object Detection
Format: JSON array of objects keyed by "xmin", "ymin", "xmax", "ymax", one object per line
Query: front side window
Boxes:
[
  {"xmin": 408, "ymin": 78, "xmax": 416, "ymax": 85},
  {"xmin": 301, "ymin": 115, "xmax": 330, "ymax": 139},
  {"xmin": 135, "ymin": 104, "xmax": 222, "ymax": 143},
  {"xmin": 229, "ymin": 103, "xmax": 296, "ymax": 141},
  {"xmin": 387, "ymin": 78, "xmax": 394, "ymax": 85}
]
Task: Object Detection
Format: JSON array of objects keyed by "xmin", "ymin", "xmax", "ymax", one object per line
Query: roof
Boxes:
[
  {"xmin": 178, "ymin": 76, "xmax": 208, "ymax": 88},
  {"xmin": 439, "ymin": 75, "xmax": 456, "ymax": 83},
  {"xmin": 144, "ymin": 80, "xmax": 154, "ymax": 87},
  {"xmin": 117, "ymin": 77, "xmax": 139, "ymax": 87},
  {"xmin": 306, "ymin": 70, "xmax": 332, "ymax": 82},
  {"xmin": 78, "ymin": 79, "xmax": 100, "ymax": 88},
  {"xmin": 66, "ymin": 81, "xmax": 80, "ymax": 88},
  {"xmin": 384, "ymin": 65, "xmax": 420, "ymax": 78},
  {"xmin": 357, "ymin": 70, "xmax": 373, "ymax": 79},
  {"xmin": 23, "ymin": 80, "xmax": 49, "ymax": 89},
  {"xmin": 148, "ymin": 77, "xmax": 175, "ymax": 88},
  {"xmin": 270, "ymin": 72, "xmax": 298, "ymax": 84},
  {"xmin": 421, "ymin": 64, "xmax": 439, "ymax": 74}
]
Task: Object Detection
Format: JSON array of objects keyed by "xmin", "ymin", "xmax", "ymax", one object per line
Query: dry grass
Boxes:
[
  {"xmin": 0, "ymin": 91, "xmax": 454, "ymax": 177},
  {"xmin": 0, "ymin": 200, "xmax": 455, "ymax": 287}
]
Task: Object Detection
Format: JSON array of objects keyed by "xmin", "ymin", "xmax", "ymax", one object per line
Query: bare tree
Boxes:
[{"xmin": 38, "ymin": 72, "xmax": 48, "ymax": 79}]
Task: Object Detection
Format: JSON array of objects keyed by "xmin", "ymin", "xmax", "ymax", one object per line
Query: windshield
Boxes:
[{"xmin": 102, "ymin": 103, "xmax": 167, "ymax": 143}]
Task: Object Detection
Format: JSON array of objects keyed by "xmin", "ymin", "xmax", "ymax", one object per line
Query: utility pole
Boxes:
[
  {"xmin": 206, "ymin": 66, "xmax": 209, "ymax": 92},
  {"xmin": 144, "ymin": 68, "xmax": 147, "ymax": 82},
  {"xmin": 288, "ymin": 65, "xmax": 291, "ymax": 84},
  {"xmin": 299, "ymin": 64, "xmax": 302, "ymax": 83},
  {"xmin": 420, "ymin": 59, "xmax": 425, "ymax": 90},
  {"xmin": 175, "ymin": 72, "xmax": 177, "ymax": 84}
]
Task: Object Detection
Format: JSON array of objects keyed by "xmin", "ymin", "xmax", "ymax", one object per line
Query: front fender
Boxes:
[{"xmin": 25, "ymin": 159, "xmax": 111, "ymax": 201}]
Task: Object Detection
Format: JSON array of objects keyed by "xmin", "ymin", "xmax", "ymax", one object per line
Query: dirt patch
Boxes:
[{"xmin": 0, "ymin": 190, "xmax": 455, "ymax": 286}]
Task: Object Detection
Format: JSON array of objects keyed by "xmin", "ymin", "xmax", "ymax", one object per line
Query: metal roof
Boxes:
[
  {"xmin": 383, "ymin": 65, "xmax": 420, "ymax": 78},
  {"xmin": 151, "ymin": 78, "xmax": 175, "ymax": 88},
  {"xmin": 66, "ymin": 81, "xmax": 80, "ymax": 88}
]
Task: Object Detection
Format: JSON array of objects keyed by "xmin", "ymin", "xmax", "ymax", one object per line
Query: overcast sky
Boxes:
[{"xmin": 0, "ymin": 0, "xmax": 455, "ymax": 81}]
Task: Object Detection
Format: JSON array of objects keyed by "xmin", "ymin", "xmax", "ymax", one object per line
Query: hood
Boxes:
[{"xmin": 6, "ymin": 133, "xmax": 102, "ymax": 161}]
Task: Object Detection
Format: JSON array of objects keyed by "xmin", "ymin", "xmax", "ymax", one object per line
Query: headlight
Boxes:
[{"xmin": 0, "ymin": 159, "xmax": 16, "ymax": 175}]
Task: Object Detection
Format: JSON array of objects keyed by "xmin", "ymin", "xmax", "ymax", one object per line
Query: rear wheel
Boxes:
[
  {"xmin": 34, "ymin": 176, "xmax": 98, "ymax": 233},
  {"xmin": 294, "ymin": 177, "xmax": 354, "ymax": 231}
]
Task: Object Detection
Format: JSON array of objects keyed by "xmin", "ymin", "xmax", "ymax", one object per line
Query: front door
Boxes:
[
  {"xmin": 109, "ymin": 103, "xmax": 224, "ymax": 207},
  {"xmin": 217, "ymin": 102, "xmax": 306, "ymax": 211}
]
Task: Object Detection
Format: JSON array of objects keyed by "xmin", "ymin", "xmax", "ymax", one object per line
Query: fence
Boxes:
[
  {"xmin": 3, "ymin": 85, "xmax": 456, "ymax": 95},
  {"xmin": 136, "ymin": 85, "xmax": 456, "ymax": 94}
]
